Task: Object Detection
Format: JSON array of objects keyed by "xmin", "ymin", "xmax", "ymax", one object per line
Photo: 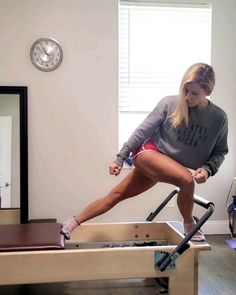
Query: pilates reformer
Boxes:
[{"xmin": 0, "ymin": 189, "xmax": 214, "ymax": 295}]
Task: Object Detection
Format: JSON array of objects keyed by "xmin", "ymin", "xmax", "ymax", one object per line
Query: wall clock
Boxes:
[{"xmin": 30, "ymin": 38, "xmax": 63, "ymax": 71}]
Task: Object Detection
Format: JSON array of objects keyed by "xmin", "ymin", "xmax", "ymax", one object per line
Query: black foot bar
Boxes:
[{"xmin": 146, "ymin": 188, "xmax": 215, "ymax": 272}]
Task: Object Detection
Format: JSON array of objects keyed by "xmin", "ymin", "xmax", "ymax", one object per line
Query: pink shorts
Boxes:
[{"xmin": 131, "ymin": 138, "xmax": 160, "ymax": 160}]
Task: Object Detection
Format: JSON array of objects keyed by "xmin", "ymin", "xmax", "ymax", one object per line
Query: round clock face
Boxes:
[{"xmin": 30, "ymin": 38, "xmax": 63, "ymax": 71}]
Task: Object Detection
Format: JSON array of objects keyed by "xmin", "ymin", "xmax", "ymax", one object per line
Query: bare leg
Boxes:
[
  {"xmin": 133, "ymin": 151, "xmax": 195, "ymax": 224},
  {"xmin": 76, "ymin": 169, "xmax": 157, "ymax": 223},
  {"xmin": 176, "ymin": 184, "xmax": 194, "ymax": 224},
  {"xmin": 61, "ymin": 169, "xmax": 157, "ymax": 239},
  {"xmin": 133, "ymin": 151, "xmax": 205, "ymax": 241},
  {"xmin": 62, "ymin": 150, "xmax": 204, "ymax": 241},
  {"xmin": 78, "ymin": 152, "xmax": 195, "ymax": 224}
]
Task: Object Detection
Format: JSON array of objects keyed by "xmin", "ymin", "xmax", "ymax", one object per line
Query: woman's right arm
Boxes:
[{"xmin": 113, "ymin": 98, "xmax": 168, "ymax": 168}]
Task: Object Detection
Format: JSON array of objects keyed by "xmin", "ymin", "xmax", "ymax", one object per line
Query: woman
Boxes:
[{"xmin": 61, "ymin": 63, "xmax": 228, "ymax": 242}]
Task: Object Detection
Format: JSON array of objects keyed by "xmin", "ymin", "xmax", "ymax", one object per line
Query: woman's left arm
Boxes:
[{"xmin": 198, "ymin": 115, "xmax": 228, "ymax": 181}]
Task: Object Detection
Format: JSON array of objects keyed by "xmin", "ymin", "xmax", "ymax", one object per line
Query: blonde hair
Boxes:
[{"xmin": 171, "ymin": 63, "xmax": 215, "ymax": 128}]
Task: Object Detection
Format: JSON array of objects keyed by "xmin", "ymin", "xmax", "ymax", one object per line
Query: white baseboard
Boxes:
[{"xmin": 202, "ymin": 220, "xmax": 230, "ymax": 235}]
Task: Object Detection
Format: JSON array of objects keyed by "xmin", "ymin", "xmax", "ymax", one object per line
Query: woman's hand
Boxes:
[
  {"xmin": 109, "ymin": 163, "xmax": 122, "ymax": 176},
  {"xmin": 192, "ymin": 168, "xmax": 209, "ymax": 184}
]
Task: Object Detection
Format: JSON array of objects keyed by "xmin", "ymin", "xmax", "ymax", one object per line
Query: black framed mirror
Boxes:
[{"xmin": 0, "ymin": 86, "xmax": 28, "ymax": 223}]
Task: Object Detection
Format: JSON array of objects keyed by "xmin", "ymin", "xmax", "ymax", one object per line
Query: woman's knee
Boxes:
[{"xmin": 178, "ymin": 171, "xmax": 195, "ymax": 192}]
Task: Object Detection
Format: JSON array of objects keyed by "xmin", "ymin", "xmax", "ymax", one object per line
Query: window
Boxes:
[{"xmin": 119, "ymin": 1, "xmax": 212, "ymax": 148}]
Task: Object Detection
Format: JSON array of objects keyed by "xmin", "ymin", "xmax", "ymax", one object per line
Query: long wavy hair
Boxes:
[{"xmin": 171, "ymin": 63, "xmax": 215, "ymax": 128}]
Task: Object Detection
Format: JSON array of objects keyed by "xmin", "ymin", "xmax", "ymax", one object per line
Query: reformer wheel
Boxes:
[{"xmin": 155, "ymin": 277, "xmax": 168, "ymax": 294}]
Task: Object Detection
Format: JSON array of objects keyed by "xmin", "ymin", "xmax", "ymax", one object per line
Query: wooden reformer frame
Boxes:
[{"xmin": 0, "ymin": 189, "xmax": 214, "ymax": 295}]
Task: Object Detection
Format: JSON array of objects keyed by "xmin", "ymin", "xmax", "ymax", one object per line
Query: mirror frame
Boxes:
[{"xmin": 0, "ymin": 86, "xmax": 28, "ymax": 223}]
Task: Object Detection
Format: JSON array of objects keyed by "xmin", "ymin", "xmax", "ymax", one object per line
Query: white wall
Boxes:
[{"xmin": 0, "ymin": 0, "xmax": 235, "ymax": 233}]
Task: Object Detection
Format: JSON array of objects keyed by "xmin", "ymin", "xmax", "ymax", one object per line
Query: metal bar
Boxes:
[
  {"xmin": 157, "ymin": 203, "xmax": 214, "ymax": 272},
  {"xmin": 148, "ymin": 189, "xmax": 215, "ymax": 272},
  {"xmin": 146, "ymin": 188, "xmax": 179, "ymax": 221},
  {"xmin": 193, "ymin": 194, "xmax": 214, "ymax": 209}
]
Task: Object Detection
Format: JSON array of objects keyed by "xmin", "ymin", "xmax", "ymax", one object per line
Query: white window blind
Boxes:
[
  {"xmin": 119, "ymin": 1, "xmax": 212, "ymax": 112},
  {"xmin": 118, "ymin": 1, "xmax": 212, "ymax": 147}
]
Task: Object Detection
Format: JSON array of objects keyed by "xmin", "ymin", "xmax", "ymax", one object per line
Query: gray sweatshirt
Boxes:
[{"xmin": 115, "ymin": 95, "xmax": 228, "ymax": 176}]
